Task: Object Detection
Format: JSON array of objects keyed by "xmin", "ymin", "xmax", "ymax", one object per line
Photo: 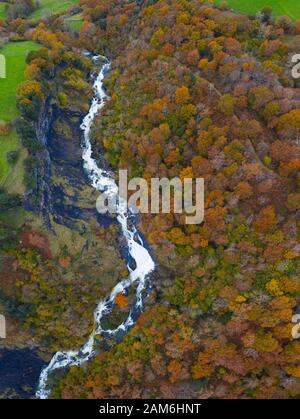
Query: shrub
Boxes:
[{"xmin": 7, "ymin": 150, "xmax": 19, "ymax": 165}]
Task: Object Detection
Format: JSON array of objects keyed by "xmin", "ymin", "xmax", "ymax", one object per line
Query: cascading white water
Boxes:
[{"xmin": 36, "ymin": 56, "xmax": 155, "ymax": 399}]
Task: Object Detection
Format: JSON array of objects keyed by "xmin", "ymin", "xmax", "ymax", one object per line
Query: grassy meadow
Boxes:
[
  {"xmin": 215, "ymin": 0, "xmax": 300, "ymax": 20},
  {"xmin": 66, "ymin": 13, "xmax": 83, "ymax": 31},
  {"xmin": 0, "ymin": 2, "xmax": 7, "ymax": 19},
  {"xmin": 30, "ymin": 0, "xmax": 79, "ymax": 19},
  {"xmin": 0, "ymin": 41, "xmax": 39, "ymax": 191}
]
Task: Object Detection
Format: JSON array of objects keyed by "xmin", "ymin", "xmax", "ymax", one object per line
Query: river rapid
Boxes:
[{"xmin": 36, "ymin": 55, "xmax": 155, "ymax": 399}]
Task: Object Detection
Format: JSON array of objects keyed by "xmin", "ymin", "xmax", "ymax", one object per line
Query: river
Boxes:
[{"xmin": 35, "ymin": 55, "xmax": 155, "ymax": 399}]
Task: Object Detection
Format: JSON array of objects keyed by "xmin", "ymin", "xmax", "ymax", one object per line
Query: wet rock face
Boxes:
[
  {"xmin": 34, "ymin": 101, "xmax": 115, "ymax": 228},
  {"xmin": 48, "ymin": 106, "xmax": 85, "ymax": 173},
  {"xmin": 0, "ymin": 349, "xmax": 45, "ymax": 399}
]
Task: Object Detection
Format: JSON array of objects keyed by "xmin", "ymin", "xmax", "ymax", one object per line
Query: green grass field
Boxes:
[
  {"xmin": 215, "ymin": 0, "xmax": 300, "ymax": 20},
  {"xmin": 66, "ymin": 13, "xmax": 83, "ymax": 31},
  {"xmin": 0, "ymin": 41, "xmax": 39, "ymax": 190},
  {"xmin": 0, "ymin": 2, "xmax": 7, "ymax": 19},
  {"xmin": 0, "ymin": 41, "xmax": 40, "ymax": 121},
  {"xmin": 30, "ymin": 0, "xmax": 79, "ymax": 19}
]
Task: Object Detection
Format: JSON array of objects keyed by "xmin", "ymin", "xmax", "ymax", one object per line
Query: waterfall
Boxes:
[{"xmin": 36, "ymin": 55, "xmax": 155, "ymax": 399}]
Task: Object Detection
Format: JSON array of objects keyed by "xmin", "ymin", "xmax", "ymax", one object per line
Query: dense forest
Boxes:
[{"xmin": 1, "ymin": 0, "xmax": 300, "ymax": 399}]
